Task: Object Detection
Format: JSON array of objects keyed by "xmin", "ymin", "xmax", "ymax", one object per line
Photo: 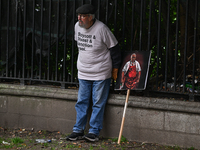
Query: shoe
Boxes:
[
  {"xmin": 84, "ymin": 133, "xmax": 99, "ymax": 142},
  {"xmin": 66, "ymin": 132, "xmax": 84, "ymax": 141}
]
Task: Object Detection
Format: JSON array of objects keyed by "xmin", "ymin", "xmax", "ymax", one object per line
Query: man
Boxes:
[
  {"xmin": 120, "ymin": 53, "xmax": 141, "ymax": 89},
  {"xmin": 66, "ymin": 4, "xmax": 121, "ymax": 142}
]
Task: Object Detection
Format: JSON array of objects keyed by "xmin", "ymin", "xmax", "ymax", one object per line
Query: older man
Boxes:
[{"xmin": 66, "ymin": 4, "xmax": 121, "ymax": 142}]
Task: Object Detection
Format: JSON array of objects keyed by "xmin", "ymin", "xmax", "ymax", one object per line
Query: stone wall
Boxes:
[{"xmin": 0, "ymin": 84, "xmax": 200, "ymax": 148}]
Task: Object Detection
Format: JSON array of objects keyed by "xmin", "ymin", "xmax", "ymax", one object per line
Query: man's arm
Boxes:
[
  {"xmin": 136, "ymin": 61, "xmax": 141, "ymax": 82},
  {"xmin": 109, "ymin": 43, "xmax": 121, "ymax": 68},
  {"xmin": 109, "ymin": 43, "xmax": 121, "ymax": 81},
  {"xmin": 137, "ymin": 71, "xmax": 141, "ymax": 82},
  {"xmin": 121, "ymin": 71, "xmax": 125, "ymax": 83}
]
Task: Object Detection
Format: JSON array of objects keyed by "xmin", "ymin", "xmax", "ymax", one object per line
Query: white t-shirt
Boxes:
[{"xmin": 74, "ymin": 19, "xmax": 118, "ymax": 80}]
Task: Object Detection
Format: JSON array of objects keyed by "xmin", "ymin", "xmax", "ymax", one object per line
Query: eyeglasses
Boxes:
[{"xmin": 77, "ymin": 14, "xmax": 89, "ymax": 19}]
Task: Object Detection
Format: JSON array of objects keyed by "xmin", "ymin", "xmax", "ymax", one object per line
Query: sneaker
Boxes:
[
  {"xmin": 84, "ymin": 133, "xmax": 99, "ymax": 142},
  {"xmin": 66, "ymin": 132, "xmax": 84, "ymax": 141}
]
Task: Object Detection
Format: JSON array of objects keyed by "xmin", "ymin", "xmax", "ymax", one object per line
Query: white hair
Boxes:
[
  {"xmin": 89, "ymin": 14, "xmax": 95, "ymax": 19},
  {"xmin": 131, "ymin": 53, "xmax": 136, "ymax": 59}
]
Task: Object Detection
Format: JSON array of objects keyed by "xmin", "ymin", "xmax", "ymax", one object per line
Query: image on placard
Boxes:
[{"xmin": 115, "ymin": 51, "xmax": 151, "ymax": 90}]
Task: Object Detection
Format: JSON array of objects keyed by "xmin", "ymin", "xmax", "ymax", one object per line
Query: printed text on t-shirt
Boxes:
[{"xmin": 78, "ymin": 32, "xmax": 94, "ymax": 51}]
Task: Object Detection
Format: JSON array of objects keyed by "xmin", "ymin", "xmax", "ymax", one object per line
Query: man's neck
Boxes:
[{"xmin": 86, "ymin": 19, "xmax": 96, "ymax": 29}]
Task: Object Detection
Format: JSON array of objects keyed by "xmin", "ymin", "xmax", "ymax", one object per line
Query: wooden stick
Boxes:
[{"xmin": 117, "ymin": 89, "xmax": 130, "ymax": 144}]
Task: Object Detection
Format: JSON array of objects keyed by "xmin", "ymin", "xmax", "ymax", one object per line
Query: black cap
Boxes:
[{"xmin": 76, "ymin": 4, "xmax": 96, "ymax": 14}]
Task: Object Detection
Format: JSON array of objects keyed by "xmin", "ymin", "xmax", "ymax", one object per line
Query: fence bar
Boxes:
[
  {"xmin": 31, "ymin": 0, "xmax": 35, "ymax": 80},
  {"xmin": 63, "ymin": 0, "xmax": 67, "ymax": 82},
  {"xmin": 96, "ymin": 0, "xmax": 100, "ymax": 19},
  {"xmin": 192, "ymin": 0, "xmax": 198, "ymax": 94},
  {"xmin": 114, "ymin": 0, "xmax": 117, "ymax": 36},
  {"xmin": 39, "ymin": 0, "xmax": 44, "ymax": 80},
  {"xmin": 174, "ymin": 0, "xmax": 180, "ymax": 92},
  {"xmin": 156, "ymin": 0, "xmax": 162, "ymax": 89},
  {"xmin": 105, "ymin": 1, "xmax": 109, "ymax": 24},
  {"xmin": 0, "ymin": 0, "xmax": 1, "ymax": 71},
  {"xmin": 131, "ymin": 0, "xmax": 135, "ymax": 51},
  {"xmin": 47, "ymin": 0, "xmax": 52, "ymax": 81},
  {"xmin": 71, "ymin": 0, "xmax": 76, "ymax": 82},
  {"xmin": 105, "ymin": 0, "xmax": 108, "ymax": 25},
  {"xmin": 139, "ymin": 0, "xmax": 143, "ymax": 51},
  {"xmin": 55, "ymin": 0, "xmax": 60, "ymax": 81},
  {"xmin": 183, "ymin": 0, "xmax": 189, "ymax": 93},
  {"xmin": 122, "ymin": 0, "xmax": 126, "ymax": 50},
  {"xmin": 6, "ymin": 0, "xmax": 10, "ymax": 77},
  {"xmin": 147, "ymin": 0, "xmax": 152, "ymax": 51},
  {"xmin": 81, "ymin": 0, "xmax": 84, "ymax": 5},
  {"xmin": 14, "ymin": 1, "xmax": 19, "ymax": 78},
  {"xmin": 22, "ymin": 0, "xmax": 27, "ymax": 83},
  {"xmin": 61, "ymin": 0, "xmax": 67, "ymax": 88},
  {"xmin": 164, "ymin": 0, "xmax": 170, "ymax": 91}
]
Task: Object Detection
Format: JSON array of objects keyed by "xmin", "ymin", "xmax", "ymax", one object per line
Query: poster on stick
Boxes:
[{"xmin": 115, "ymin": 51, "xmax": 151, "ymax": 90}]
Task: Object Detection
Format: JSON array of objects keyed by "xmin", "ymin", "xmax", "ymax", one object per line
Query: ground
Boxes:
[{"xmin": 0, "ymin": 127, "xmax": 196, "ymax": 150}]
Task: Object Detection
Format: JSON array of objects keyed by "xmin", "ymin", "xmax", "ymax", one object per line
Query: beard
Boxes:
[
  {"xmin": 78, "ymin": 20, "xmax": 91, "ymax": 29},
  {"xmin": 78, "ymin": 21, "xmax": 86, "ymax": 28}
]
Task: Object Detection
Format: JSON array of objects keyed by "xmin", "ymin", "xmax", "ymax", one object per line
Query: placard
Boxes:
[{"xmin": 115, "ymin": 51, "xmax": 151, "ymax": 90}]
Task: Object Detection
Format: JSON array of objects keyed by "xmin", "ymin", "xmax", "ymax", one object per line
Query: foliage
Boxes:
[
  {"xmin": 12, "ymin": 137, "xmax": 24, "ymax": 144},
  {"xmin": 187, "ymin": 147, "xmax": 196, "ymax": 150},
  {"xmin": 111, "ymin": 135, "xmax": 128, "ymax": 143}
]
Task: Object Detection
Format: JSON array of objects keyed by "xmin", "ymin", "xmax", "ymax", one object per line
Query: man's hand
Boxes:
[{"xmin": 112, "ymin": 68, "xmax": 118, "ymax": 81}]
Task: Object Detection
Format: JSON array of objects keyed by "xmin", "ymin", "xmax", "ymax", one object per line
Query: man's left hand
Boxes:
[{"xmin": 112, "ymin": 68, "xmax": 118, "ymax": 81}]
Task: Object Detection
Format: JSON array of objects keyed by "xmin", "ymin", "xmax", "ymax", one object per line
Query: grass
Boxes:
[
  {"xmin": 187, "ymin": 147, "xmax": 196, "ymax": 150},
  {"xmin": 0, "ymin": 133, "xmax": 198, "ymax": 150},
  {"xmin": 111, "ymin": 135, "xmax": 128, "ymax": 143},
  {"xmin": 12, "ymin": 137, "xmax": 24, "ymax": 144},
  {"xmin": 65, "ymin": 143, "xmax": 79, "ymax": 148},
  {"xmin": 0, "ymin": 137, "xmax": 25, "ymax": 149}
]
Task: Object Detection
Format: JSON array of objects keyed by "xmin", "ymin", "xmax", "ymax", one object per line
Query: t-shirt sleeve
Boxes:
[
  {"xmin": 99, "ymin": 25, "xmax": 121, "ymax": 68},
  {"xmin": 74, "ymin": 22, "xmax": 78, "ymax": 41},
  {"xmin": 100, "ymin": 25, "xmax": 118, "ymax": 48}
]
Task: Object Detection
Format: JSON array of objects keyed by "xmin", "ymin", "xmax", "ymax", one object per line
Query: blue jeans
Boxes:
[{"xmin": 73, "ymin": 78, "xmax": 111, "ymax": 136}]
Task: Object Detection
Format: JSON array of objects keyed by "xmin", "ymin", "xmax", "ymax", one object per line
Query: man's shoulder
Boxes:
[
  {"xmin": 135, "ymin": 60, "xmax": 140, "ymax": 63},
  {"xmin": 95, "ymin": 19, "xmax": 108, "ymax": 29},
  {"xmin": 95, "ymin": 19, "xmax": 104, "ymax": 25}
]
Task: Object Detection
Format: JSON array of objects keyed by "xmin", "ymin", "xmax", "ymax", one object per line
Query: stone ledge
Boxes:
[
  {"xmin": 109, "ymin": 94, "xmax": 200, "ymax": 114},
  {"xmin": 1, "ymin": 83, "xmax": 200, "ymax": 149},
  {"xmin": 0, "ymin": 83, "xmax": 200, "ymax": 114}
]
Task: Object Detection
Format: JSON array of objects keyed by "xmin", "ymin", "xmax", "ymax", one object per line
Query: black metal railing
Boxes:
[{"xmin": 0, "ymin": 0, "xmax": 200, "ymax": 100}]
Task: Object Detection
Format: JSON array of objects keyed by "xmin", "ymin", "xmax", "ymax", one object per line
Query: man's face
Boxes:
[
  {"xmin": 131, "ymin": 54, "xmax": 136, "ymax": 62},
  {"xmin": 77, "ymin": 14, "xmax": 92, "ymax": 29}
]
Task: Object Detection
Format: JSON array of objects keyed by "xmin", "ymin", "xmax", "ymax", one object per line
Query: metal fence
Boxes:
[{"xmin": 0, "ymin": 0, "xmax": 200, "ymax": 101}]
